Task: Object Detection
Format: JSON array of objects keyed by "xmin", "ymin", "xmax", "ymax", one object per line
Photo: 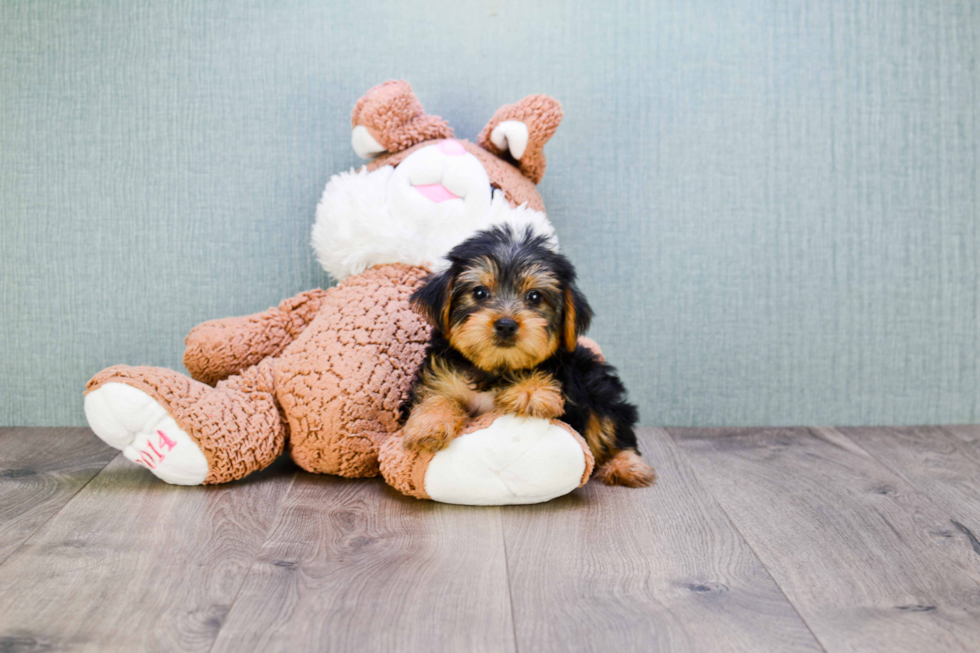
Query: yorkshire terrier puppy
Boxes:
[{"xmin": 401, "ymin": 224, "xmax": 656, "ymax": 488}]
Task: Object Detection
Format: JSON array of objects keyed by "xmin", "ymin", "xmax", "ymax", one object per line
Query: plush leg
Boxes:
[
  {"xmin": 576, "ymin": 336, "xmax": 604, "ymax": 362},
  {"xmin": 183, "ymin": 289, "xmax": 328, "ymax": 385},
  {"xmin": 380, "ymin": 411, "xmax": 594, "ymax": 505},
  {"xmin": 85, "ymin": 360, "xmax": 285, "ymax": 485}
]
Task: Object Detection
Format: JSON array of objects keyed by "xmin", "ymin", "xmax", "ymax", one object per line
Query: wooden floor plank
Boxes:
[
  {"xmin": 837, "ymin": 426, "xmax": 980, "ymax": 531},
  {"xmin": 501, "ymin": 428, "xmax": 822, "ymax": 653},
  {"xmin": 0, "ymin": 449, "xmax": 294, "ymax": 653},
  {"xmin": 671, "ymin": 427, "xmax": 980, "ymax": 653},
  {"xmin": 210, "ymin": 473, "xmax": 515, "ymax": 653},
  {"xmin": 0, "ymin": 427, "xmax": 117, "ymax": 566},
  {"xmin": 943, "ymin": 425, "xmax": 980, "ymax": 444}
]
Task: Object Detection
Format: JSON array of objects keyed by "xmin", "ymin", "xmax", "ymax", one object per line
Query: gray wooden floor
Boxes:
[{"xmin": 1, "ymin": 426, "xmax": 979, "ymax": 652}]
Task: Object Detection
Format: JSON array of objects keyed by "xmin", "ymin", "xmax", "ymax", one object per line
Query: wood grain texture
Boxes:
[
  {"xmin": 838, "ymin": 426, "xmax": 980, "ymax": 549},
  {"xmin": 944, "ymin": 425, "xmax": 980, "ymax": 444},
  {"xmin": 500, "ymin": 428, "xmax": 821, "ymax": 652},
  {"xmin": 210, "ymin": 473, "xmax": 515, "ymax": 653},
  {"xmin": 0, "ymin": 427, "xmax": 117, "ymax": 566},
  {"xmin": 0, "ymin": 451, "xmax": 294, "ymax": 653},
  {"xmin": 672, "ymin": 426, "xmax": 980, "ymax": 652},
  {"xmin": 6, "ymin": 426, "xmax": 980, "ymax": 651}
]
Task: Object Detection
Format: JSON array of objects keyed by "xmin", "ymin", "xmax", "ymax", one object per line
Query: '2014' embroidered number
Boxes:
[{"xmin": 133, "ymin": 430, "xmax": 177, "ymax": 469}]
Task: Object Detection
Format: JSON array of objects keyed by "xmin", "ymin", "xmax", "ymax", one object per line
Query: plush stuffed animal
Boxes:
[{"xmin": 84, "ymin": 80, "xmax": 598, "ymax": 505}]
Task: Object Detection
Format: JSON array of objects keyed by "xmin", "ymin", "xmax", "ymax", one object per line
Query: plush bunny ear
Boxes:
[
  {"xmin": 477, "ymin": 94, "xmax": 562, "ymax": 184},
  {"xmin": 350, "ymin": 80, "xmax": 454, "ymax": 159}
]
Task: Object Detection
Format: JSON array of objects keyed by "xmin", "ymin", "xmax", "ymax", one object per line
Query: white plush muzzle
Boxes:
[{"xmin": 312, "ymin": 142, "xmax": 557, "ymax": 281}]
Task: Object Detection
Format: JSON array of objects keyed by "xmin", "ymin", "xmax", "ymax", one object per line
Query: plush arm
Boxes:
[
  {"xmin": 576, "ymin": 336, "xmax": 605, "ymax": 362},
  {"xmin": 183, "ymin": 289, "xmax": 329, "ymax": 385}
]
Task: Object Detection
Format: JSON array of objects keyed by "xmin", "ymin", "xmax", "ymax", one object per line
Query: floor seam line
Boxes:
[
  {"xmin": 814, "ymin": 427, "xmax": 980, "ymax": 650},
  {"xmin": 824, "ymin": 426, "xmax": 980, "ymax": 552},
  {"xmin": 205, "ymin": 470, "xmax": 300, "ymax": 653},
  {"xmin": 0, "ymin": 448, "xmax": 122, "ymax": 570},
  {"xmin": 663, "ymin": 428, "xmax": 830, "ymax": 653},
  {"xmin": 500, "ymin": 508, "xmax": 520, "ymax": 653}
]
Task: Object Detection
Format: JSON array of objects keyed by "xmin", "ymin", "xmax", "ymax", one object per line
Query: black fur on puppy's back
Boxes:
[{"xmin": 537, "ymin": 343, "xmax": 641, "ymax": 456}]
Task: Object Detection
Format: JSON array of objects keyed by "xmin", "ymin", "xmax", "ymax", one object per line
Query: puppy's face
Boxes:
[
  {"xmin": 447, "ymin": 254, "xmax": 563, "ymax": 371},
  {"xmin": 412, "ymin": 226, "xmax": 593, "ymax": 372}
]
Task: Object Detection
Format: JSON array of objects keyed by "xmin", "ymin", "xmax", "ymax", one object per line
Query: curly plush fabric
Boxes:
[
  {"xmin": 87, "ymin": 263, "xmax": 430, "ymax": 484},
  {"xmin": 184, "ymin": 289, "xmax": 329, "ymax": 386},
  {"xmin": 378, "ymin": 431, "xmax": 435, "ymax": 500},
  {"xmin": 351, "ymin": 80, "xmax": 454, "ymax": 154},
  {"xmin": 278, "ymin": 263, "xmax": 431, "ymax": 478},
  {"xmin": 367, "ymin": 139, "xmax": 546, "ymax": 213},
  {"xmin": 478, "ymin": 95, "xmax": 563, "ymax": 184},
  {"xmin": 86, "ymin": 360, "xmax": 286, "ymax": 485},
  {"xmin": 85, "ymin": 81, "xmax": 587, "ymax": 502},
  {"xmin": 576, "ymin": 336, "xmax": 605, "ymax": 363}
]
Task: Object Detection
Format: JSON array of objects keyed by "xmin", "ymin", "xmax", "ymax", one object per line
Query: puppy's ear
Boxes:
[
  {"xmin": 562, "ymin": 283, "xmax": 593, "ymax": 352},
  {"xmin": 410, "ymin": 270, "xmax": 455, "ymax": 332}
]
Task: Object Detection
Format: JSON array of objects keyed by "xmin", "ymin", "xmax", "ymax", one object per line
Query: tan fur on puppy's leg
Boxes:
[
  {"xmin": 583, "ymin": 412, "xmax": 617, "ymax": 466},
  {"xmin": 495, "ymin": 371, "xmax": 565, "ymax": 419},
  {"xmin": 403, "ymin": 395, "xmax": 468, "ymax": 453},
  {"xmin": 596, "ymin": 449, "xmax": 657, "ymax": 488}
]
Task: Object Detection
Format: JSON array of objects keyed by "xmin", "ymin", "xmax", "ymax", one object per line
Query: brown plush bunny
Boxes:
[{"xmin": 84, "ymin": 81, "xmax": 597, "ymax": 505}]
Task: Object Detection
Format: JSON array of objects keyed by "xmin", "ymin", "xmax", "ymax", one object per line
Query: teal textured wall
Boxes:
[{"xmin": 2, "ymin": 0, "xmax": 978, "ymax": 426}]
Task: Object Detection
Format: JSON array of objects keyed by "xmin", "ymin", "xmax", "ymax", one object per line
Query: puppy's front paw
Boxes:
[
  {"xmin": 496, "ymin": 373, "xmax": 565, "ymax": 419},
  {"xmin": 402, "ymin": 401, "xmax": 465, "ymax": 453}
]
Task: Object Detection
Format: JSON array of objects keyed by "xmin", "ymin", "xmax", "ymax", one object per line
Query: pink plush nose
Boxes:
[{"xmin": 439, "ymin": 139, "xmax": 466, "ymax": 156}]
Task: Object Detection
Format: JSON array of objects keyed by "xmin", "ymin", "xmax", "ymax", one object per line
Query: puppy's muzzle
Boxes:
[{"xmin": 493, "ymin": 317, "xmax": 519, "ymax": 340}]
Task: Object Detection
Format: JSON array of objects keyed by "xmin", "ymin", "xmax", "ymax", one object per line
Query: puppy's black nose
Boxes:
[{"xmin": 494, "ymin": 318, "xmax": 519, "ymax": 338}]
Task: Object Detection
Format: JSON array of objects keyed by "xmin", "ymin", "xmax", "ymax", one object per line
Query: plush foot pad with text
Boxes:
[
  {"xmin": 84, "ymin": 383, "xmax": 209, "ymax": 485},
  {"xmin": 424, "ymin": 415, "xmax": 588, "ymax": 505}
]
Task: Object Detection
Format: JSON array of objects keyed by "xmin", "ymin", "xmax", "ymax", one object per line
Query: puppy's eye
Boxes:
[
  {"xmin": 526, "ymin": 290, "xmax": 543, "ymax": 305},
  {"xmin": 473, "ymin": 287, "xmax": 490, "ymax": 301}
]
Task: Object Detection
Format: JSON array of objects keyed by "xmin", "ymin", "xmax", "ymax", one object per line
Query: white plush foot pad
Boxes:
[
  {"xmin": 424, "ymin": 415, "xmax": 588, "ymax": 506},
  {"xmin": 84, "ymin": 383, "xmax": 209, "ymax": 485}
]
